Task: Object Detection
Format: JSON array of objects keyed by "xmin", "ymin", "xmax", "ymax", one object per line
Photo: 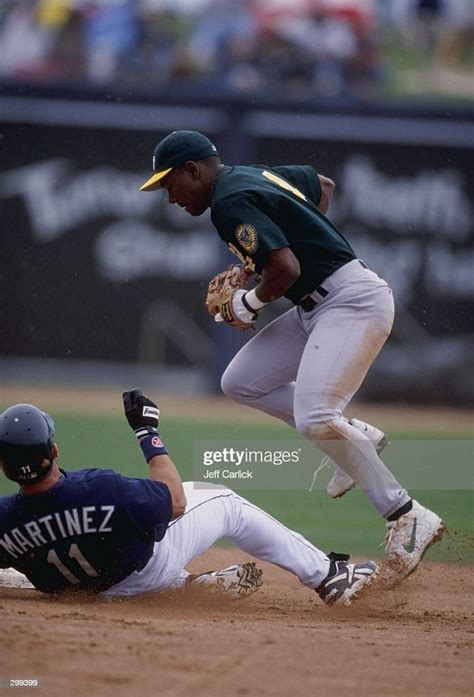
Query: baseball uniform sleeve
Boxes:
[
  {"xmin": 271, "ymin": 165, "xmax": 322, "ymax": 206},
  {"xmin": 113, "ymin": 475, "xmax": 173, "ymax": 540}
]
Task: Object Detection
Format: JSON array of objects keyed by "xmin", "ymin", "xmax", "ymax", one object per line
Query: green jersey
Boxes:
[{"xmin": 211, "ymin": 164, "xmax": 356, "ymax": 304}]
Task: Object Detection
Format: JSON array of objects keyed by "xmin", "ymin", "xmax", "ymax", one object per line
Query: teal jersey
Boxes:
[{"xmin": 211, "ymin": 165, "xmax": 356, "ymax": 303}]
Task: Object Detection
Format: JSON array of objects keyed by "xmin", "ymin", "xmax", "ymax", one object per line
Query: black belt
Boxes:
[
  {"xmin": 298, "ymin": 260, "xmax": 368, "ymax": 312},
  {"xmin": 299, "ymin": 287, "xmax": 328, "ymax": 312}
]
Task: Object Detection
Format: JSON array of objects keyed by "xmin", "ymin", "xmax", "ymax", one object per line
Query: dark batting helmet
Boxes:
[{"xmin": 0, "ymin": 404, "xmax": 55, "ymax": 483}]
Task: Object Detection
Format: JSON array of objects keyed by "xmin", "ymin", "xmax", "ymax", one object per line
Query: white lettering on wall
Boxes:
[
  {"xmin": 1, "ymin": 160, "xmax": 155, "ymax": 241},
  {"xmin": 348, "ymin": 230, "xmax": 474, "ymax": 303},
  {"xmin": 94, "ymin": 220, "xmax": 219, "ymax": 280},
  {"xmin": 0, "ymin": 159, "xmax": 215, "ymax": 279},
  {"xmin": 336, "ymin": 156, "xmax": 472, "ymax": 241}
]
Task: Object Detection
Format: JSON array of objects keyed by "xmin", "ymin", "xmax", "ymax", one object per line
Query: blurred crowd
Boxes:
[{"xmin": 0, "ymin": 0, "xmax": 472, "ymax": 99}]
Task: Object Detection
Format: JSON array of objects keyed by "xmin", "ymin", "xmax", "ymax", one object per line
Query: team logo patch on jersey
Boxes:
[{"xmin": 235, "ymin": 224, "xmax": 258, "ymax": 254}]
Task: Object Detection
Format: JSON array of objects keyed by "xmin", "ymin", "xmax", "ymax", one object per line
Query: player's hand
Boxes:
[
  {"xmin": 122, "ymin": 389, "xmax": 160, "ymax": 438},
  {"xmin": 215, "ymin": 289, "xmax": 260, "ymax": 329}
]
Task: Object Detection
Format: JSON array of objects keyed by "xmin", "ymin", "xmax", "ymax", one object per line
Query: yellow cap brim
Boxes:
[{"xmin": 139, "ymin": 168, "xmax": 173, "ymax": 191}]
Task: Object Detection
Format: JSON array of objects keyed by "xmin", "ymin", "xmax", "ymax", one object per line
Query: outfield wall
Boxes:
[{"xmin": 1, "ymin": 88, "xmax": 473, "ymax": 403}]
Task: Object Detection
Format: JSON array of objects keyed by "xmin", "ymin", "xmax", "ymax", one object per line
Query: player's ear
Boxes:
[
  {"xmin": 52, "ymin": 443, "xmax": 59, "ymax": 460},
  {"xmin": 184, "ymin": 161, "xmax": 200, "ymax": 179}
]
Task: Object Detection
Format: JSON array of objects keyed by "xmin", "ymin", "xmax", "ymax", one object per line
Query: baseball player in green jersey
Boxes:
[{"xmin": 139, "ymin": 130, "xmax": 445, "ymax": 587}]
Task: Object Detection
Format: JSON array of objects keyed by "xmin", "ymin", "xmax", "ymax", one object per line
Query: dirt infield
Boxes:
[
  {"xmin": 1, "ymin": 385, "xmax": 473, "ymax": 695},
  {"xmin": 1, "ymin": 383, "xmax": 473, "ymax": 434},
  {"xmin": 2, "ymin": 548, "xmax": 473, "ymax": 697}
]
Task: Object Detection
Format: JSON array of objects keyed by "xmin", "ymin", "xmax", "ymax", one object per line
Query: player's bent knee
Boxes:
[
  {"xmin": 220, "ymin": 369, "xmax": 240, "ymax": 401},
  {"xmin": 221, "ymin": 368, "xmax": 254, "ymax": 404},
  {"xmin": 295, "ymin": 414, "xmax": 341, "ymax": 442}
]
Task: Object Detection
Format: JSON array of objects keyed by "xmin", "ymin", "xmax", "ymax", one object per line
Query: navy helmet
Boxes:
[{"xmin": 0, "ymin": 404, "xmax": 55, "ymax": 483}]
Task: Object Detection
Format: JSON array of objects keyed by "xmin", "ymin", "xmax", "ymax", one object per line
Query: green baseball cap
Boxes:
[{"xmin": 139, "ymin": 130, "xmax": 219, "ymax": 191}]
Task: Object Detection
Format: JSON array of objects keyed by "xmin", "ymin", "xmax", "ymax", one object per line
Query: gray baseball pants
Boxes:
[{"xmin": 221, "ymin": 260, "xmax": 410, "ymax": 518}]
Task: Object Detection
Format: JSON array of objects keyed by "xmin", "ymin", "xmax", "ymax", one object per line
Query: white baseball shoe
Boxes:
[
  {"xmin": 189, "ymin": 562, "xmax": 263, "ymax": 599},
  {"xmin": 0, "ymin": 568, "xmax": 35, "ymax": 590},
  {"xmin": 326, "ymin": 418, "xmax": 390, "ymax": 498},
  {"xmin": 382, "ymin": 500, "xmax": 445, "ymax": 588}
]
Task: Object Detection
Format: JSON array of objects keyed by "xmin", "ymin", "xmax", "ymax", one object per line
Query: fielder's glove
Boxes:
[
  {"xmin": 206, "ymin": 265, "xmax": 258, "ymax": 330},
  {"xmin": 123, "ymin": 388, "xmax": 160, "ymax": 439}
]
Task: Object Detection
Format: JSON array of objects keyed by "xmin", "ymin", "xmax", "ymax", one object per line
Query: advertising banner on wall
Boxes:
[
  {"xmin": 0, "ymin": 115, "xmax": 226, "ymax": 386},
  {"xmin": 252, "ymin": 119, "xmax": 473, "ymax": 403},
  {"xmin": 1, "ymin": 96, "xmax": 473, "ymax": 402}
]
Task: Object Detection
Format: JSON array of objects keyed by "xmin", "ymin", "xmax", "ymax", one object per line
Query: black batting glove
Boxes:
[{"xmin": 122, "ymin": 388, "xmax": 160, "ymax": 439}]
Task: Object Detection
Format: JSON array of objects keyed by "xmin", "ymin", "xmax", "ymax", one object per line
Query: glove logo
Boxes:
[
  {"xmin": 151, "ymin": 436, "xmax": 164, "ymax": 448},
  {"xmin": 235, "ymin": 224, "xmax": 258, "ymax": 254},
  {"xmin": 143, "ymin": 406, "xmax": 160, "ymax": 418}
]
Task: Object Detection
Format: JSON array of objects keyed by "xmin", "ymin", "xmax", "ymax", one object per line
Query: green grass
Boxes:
[{"xmin": 1, "ymin": 414, "xmax": 472, "ymax": 564}]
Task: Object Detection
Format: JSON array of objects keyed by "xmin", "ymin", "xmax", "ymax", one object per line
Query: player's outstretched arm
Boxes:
[
  {"xmin": 317, "ymin": 174, "xmax": 335, "ymax": 214},
  {"xmin": 122, "ymin": 389, "xmax": 186, "ymax": 518},
  {"xmin": 147, "ymin": 453, "xmax": 186, "ymax": 519}
]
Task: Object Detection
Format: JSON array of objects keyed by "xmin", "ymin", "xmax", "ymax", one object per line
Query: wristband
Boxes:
[
  {"xmin": 134, "ymin": 425, "xmax": 157, "ymax": 439},
  {"xmin": 139, "ymin": 433, "xmax": 169, "ymax": 462},
  {"xmin": 244, "ymin": 288, "xmax": 267, "ymax": 311}
]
